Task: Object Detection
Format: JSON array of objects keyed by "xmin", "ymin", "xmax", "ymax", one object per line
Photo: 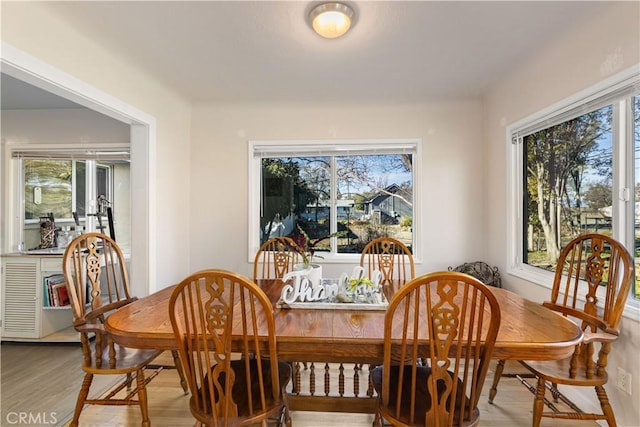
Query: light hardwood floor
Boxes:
[
  {"xmin": 1, "ymin": 343, "xmax": 598, "ymax": 427},
  {"xmin": 1, "ymin": 342, "xmax": 117, "ymax": 427}
]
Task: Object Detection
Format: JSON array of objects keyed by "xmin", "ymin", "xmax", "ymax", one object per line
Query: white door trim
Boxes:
[{"xmin": 1, "ymin": 42, "xmax": 156, "ymax": 296}]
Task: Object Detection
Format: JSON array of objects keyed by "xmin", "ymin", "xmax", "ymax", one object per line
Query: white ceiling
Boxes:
[
  {"xmin": 3, "ymin": 1, "xmax": 604, "ymax": 107},
  {"xmin": 1, "ymin": 74, "xmax": 84, "ymax": 110}
]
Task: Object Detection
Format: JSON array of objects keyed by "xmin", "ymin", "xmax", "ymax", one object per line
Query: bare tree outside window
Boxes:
[{"xmin": 524, "ymin": 105, "xmax": 612, "ymax": 268}]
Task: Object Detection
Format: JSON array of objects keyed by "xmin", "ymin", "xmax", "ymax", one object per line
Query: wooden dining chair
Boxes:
[
  {"xmin": 253, "ymin": 236, "xmax": 300, "ymax": 282},
  {"xmin": 169, "ymin": 269, "xmax": 292, "ymax": 427},
  {"xmin": 488, "ymin": 233, "xmax": 634, "ymax": 427},
  {"xmin": 62, "ymin": 232, "xmax": 183, "ymax": 427},
  {"xmin": 253, "ymin": 236, "xmax": 310, "ymax": 373},
  {"xmin": 372, "ymin": 271, "xmax": 501, "ymax": 427},
  {"xmin": 360, "ymin": 237, "xmax": 415, "ymax": 288}
]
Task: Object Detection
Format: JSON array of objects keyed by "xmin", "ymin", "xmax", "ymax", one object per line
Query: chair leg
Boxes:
[
  {"xmin": 596, "ymin": 385, "xmax": 617, "ymax": 427},
  {"xmin": 372, "ymin": 396, "xmax": 384, "ymax": 427},
  {"xmin": 549, "ymin": 381, "xmax": 561, "ymax": 402},
  {"xmin": 488, "ymin": 359, "xmax": 506, "ymax": 403},
  {"xmin": 126, "ymin": 372, "xmax": 133, "ymax": 390},
  {"xmin": 136, "ymin": 368, "xmax": 151, "ymax": 427},
  {"xmin": 373, "ymin": 411, "xmax": 384, "ymax": 427},
  {"xmin": 69, "ymin": 373, "xmax": 94, "ymax": 427},
  {"xmin": 285, "ymin": 408, "xmax": 292, "ymax": 427},
  {"xmin": 171, "ymin": 349, "xmax": 189, "ymax": 394},
  {"xmin": 532, "ymin": 378, "xmax": 546, "ymax": 427},
  {"xmin": 274, "ymin": 405, "xmax": 291, "ymax": 427}
]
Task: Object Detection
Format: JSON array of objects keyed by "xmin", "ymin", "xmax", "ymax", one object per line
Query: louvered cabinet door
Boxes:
[{"xmin": 1, "ymin": 258, "xmax": 40, "ymax": 338}]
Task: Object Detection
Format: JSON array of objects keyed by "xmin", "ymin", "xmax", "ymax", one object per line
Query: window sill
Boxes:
[{"xmin": 507, "ymin": 264, "xmax": 640, "ymax": 323}]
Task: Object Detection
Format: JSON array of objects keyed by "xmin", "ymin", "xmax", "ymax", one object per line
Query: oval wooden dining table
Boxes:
[
  {"xmin": 106, "ymin": 279, "xmax": 582, "ymax": 363},
  {"xmin": 106, "ymin": 279, "xmax": 582, "ymax": 413}
]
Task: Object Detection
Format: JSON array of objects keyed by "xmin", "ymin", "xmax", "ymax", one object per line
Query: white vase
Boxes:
[{"xmin": 294, "ymin": 263, "xmax": 323, "ymax": 287}]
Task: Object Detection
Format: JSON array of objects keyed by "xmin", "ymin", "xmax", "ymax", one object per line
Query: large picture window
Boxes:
[
  {"xmin": 249, "ymin": 139, "xmax": 419, "ymax": 262},
  {"xmin": 507, "ymin": 67, "xmax": 640, "ymax": 305}
]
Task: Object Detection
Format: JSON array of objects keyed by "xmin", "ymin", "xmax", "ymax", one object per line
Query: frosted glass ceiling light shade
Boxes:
[{"xmin": 309, "ymin": 2, "xmax": 355, "ymax": 39}]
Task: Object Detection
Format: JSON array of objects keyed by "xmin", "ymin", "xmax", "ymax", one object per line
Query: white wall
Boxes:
[
  {"xmin": 1, "ymin": 2, "xmax": 193, "ymax": 292},
  {"xmin": 189, "ymin": 101, "xmax": 485, "ymax": 279},
  {"xmin": 484, "ymin": 2, "xmax": 640, "ymax": 426}
]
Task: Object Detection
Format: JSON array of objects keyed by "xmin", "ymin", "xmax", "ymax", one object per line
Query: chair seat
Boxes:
[
  {"xmin": 371, "ymin": 364, "xmax": 471, "ymax": 426},
  {"xmin": 522, "ymin": 355, "xmax": 609, "ymax": 387},
  {"xmin": 83, "ymin": 341, "xmax": 162, "ymax": 374},
  {"xmin": 194, "ymin": 359, "xmax": 292, "ymax": 421}
]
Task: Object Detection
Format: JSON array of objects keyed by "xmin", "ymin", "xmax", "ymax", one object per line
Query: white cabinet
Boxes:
[{"xmin": 1, "ymin": 254, "xmax": 76, "ymax": 341}]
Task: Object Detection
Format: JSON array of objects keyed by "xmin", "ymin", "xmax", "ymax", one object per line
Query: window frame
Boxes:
[
  {"xmin": 5, "ymin": 143, "xmax": 129, "ymax": 253},
  {"xmin": 248, "ymin": 138, "xmax": 422, "ymax": 264},
  {"xmin": 506, "ymin": 65, "xmax": 640, "ymax": 316}
]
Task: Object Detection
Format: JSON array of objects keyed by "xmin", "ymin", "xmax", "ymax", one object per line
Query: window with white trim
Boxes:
[
  {"xmin": 248, "ymin": 139, "xmax": 420, "ymax": 262},
  {"xmin": 507, "ymin": 66, "xmax": 640, "ymax": 304},
  {"xmin": 9, "ymin": 146, "xmax": 130, "ymax": 252}
]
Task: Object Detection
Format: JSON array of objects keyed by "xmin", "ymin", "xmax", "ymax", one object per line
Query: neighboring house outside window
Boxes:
[
  {"xmin": 507, "ymin": 66, "xmax": 640, "ymax": 305},
  {"xmin": 248, "ymin": 139, "xmax": 420, "ymax": 263},
  {"xmin": 363, "ymin": 184, "xmax": 413, "ymax": 222}
]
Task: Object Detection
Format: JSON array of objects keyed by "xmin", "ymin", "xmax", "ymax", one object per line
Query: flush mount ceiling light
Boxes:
[{"xmin": 309, "ymin": 2, "xmax": 355, "ymax": 39}]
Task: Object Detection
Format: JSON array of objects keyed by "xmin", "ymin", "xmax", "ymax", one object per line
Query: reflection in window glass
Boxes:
[
  {"xmin": 261, "ymin": 154, "xmax": 413, "ymax": 256},
  {"xmin": 25, "ymin": 160, "xmax": 73, "ymax": 220},
  {"xmin": 97, "ymin": 164, "xmax": 110, "ymax": 202},
  {"xmin": 75, "ymin": 161, "xmax": 86, "ymax": 216},
  {"xmin": 523, "ymin": 105, "xmax": 612, "ymax": 270},
  {"xmin": 24, "ymin": 160, "xmax": 112, "ymax": 221}
]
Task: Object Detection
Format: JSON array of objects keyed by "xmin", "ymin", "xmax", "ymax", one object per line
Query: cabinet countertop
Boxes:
[{"xmin": 2, "ymin": 251, "xmax": 64, "ymax": 257}]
